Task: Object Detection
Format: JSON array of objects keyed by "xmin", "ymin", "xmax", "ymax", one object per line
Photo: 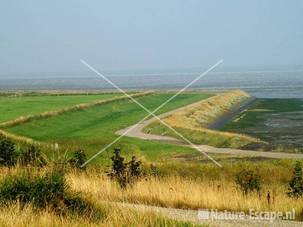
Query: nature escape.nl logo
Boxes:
[{"xmin": 198, "ymin": 209, "xmax": 296, "ymax": 223}]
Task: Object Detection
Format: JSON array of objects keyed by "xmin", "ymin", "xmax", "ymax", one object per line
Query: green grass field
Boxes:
[
  {"xmin": 0, "ymin": 93, "xmax": 120, "ymax": 123},
  {"xmin": 6, "ymin": 92, "xmax": 212, "ymax": 164}
]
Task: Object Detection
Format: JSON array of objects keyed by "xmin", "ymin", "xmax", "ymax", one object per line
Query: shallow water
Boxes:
[
  {"xmin": 255, "ymin": 111, "xmax": 303, "ymax": 147},
  {"xmin": 1, "ymin": 70, "xmax": 303, "ymax": 98},
  {"xmin": 223, "ymin": 99, "xmax": 303, "ymax": 149}
]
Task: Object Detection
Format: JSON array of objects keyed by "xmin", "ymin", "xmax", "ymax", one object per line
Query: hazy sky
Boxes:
[{"xmin": 1, "ymin": 0, "xmax": 303, "ymax": 75}]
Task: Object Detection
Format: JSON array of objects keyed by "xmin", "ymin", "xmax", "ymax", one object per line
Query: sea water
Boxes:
[{"xmin": 1, "ymin": 70, "xmax": 303, "ymax": 98}]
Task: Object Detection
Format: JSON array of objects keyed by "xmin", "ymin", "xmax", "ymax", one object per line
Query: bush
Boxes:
[
  {"xmin": 0, "ymin": 138, "xmax": 17, "ymax": 167},
  {"xmin": 287, "ymin": 161, "xmax": 303, "ymax": 198},
  {"xmin": 69, "ymin": 149, "xmax": 87, "ymax": 170},
  {"xmin": 19, "ymin": 145, "xmax": 46, "ymax": 167},
  {"xmin": 64, "ymin": 194, "xmax": 103, "ymax": 221},
  {"xmin": 0, "ymin": 172, "xmax": 31, "ymax": 204},
  {"xmin": 235, "ymin": 169, "xmax": 261, "ymax": 194},
  {"xmin": 108, "ymin": 148, "xmax": 128, "ymax": 188},
  {"xmin": 128, "ymin": 156, "xmax": 142, "ymax": 178},
  {"xmin": 0, "ymin": 169, "xmax": 66, "ymax": 208},
  {"xmin": 108, "ymin": 148, "xmax": 142, "ymax": 188},
  {"xmin": 0, "ymin": 169, "xmax": 101, "ymax": 219}
]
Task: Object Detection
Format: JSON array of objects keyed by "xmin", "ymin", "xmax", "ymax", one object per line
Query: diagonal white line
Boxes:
[{"xmin": 80, "ymin": 59, "xmax": 223, "ymax": 167}]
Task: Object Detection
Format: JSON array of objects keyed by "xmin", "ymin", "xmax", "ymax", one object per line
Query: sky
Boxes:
[{"xmin": 1, "ymin": 0, "xmax": 303, "ymax": 76}]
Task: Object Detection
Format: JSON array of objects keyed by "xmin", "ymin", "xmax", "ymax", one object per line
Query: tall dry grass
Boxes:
[
  {"xmin": 0, "ymin": 200, "xmax": 200, "ymax": 227},
  {"xmin": 0, "ymin": 166, "xmax": 201, "ymax": 227},
  {"xmin": 67, "ymin": 168, "xmax": 303, "ymax": 220}
]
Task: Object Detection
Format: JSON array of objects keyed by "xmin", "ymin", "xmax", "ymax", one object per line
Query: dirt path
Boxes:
[
  {"xmin": 116, "ymin": 100, "xmax": 303, "ymax": 160},
  {"xmin": 105, "ymin": 201, "xmax": 302, "ymax": 227}
]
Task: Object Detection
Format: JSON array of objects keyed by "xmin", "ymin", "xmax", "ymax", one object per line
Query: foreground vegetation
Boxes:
[
  {"xmin": 0, "ymin": 138, "xmax": 205, "ymax": 226},
  {"xmin": 0, "ymin": 203, "xmax": 202, "ymax": 227},
  {"xmin": 0, "ymin": 136, "xmax": 302, "ymax": 225},
  {"xmin": 68, "ymin": 160, "xmax": 303, "ymax": 221},
  {"xmin": 0, "ymin": 169, "xmax": 201, "ymax": 227}
]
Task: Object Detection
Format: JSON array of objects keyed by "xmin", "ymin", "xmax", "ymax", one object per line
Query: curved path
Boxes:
[{"xmin": 116, "ymin": 100, "xmax": 303, "ymax": 160}]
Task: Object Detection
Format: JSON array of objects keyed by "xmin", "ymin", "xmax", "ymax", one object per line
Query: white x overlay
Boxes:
[{"xmin": 80, "ymin": 59, "xmax": 223, "ymax": 168}]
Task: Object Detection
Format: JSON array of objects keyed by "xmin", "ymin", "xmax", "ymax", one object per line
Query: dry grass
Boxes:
[
  {"xmin": 0, "ymin": 204, "xmax": 94, "ymax": 227},
  {"xmin": 67, "ymin": 166, "xmax": 303, "ymax": 220},
  {"xmin": 164, "ymin": 90, "xmax": 251, "ymax": 128},
  {"xmin": 0, "ymin": 203, "xmax": 200, "ymax": 227},
  {"xmin": 0, "ymin": 167, "xmax": 202, "ymax": 227}
]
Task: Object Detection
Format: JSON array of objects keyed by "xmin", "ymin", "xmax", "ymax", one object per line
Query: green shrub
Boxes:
[
  {"xmin": 0, "ymin": 169, "xmax": 101, "ymax": 219},
  {"xmin": 69, "ymin": 149, "xmax": 87, "ymax": 170},
  {"xmin": 0, "ymin": 138, "xmax": 17, "ymax": 167},
  {"xmin": 0, "ymin": 169, "xmax": 66, "ymax": 208},
  {"xmin": 108, "ymin": 148, "xmax": 142, "ymax": 188},
  {"xmin": 0, "ymin": 172, "xmax": 31, "ymax": 203},
  {"xmin": 32, "ymin": 170, "xmax": 66, "ymax": 208},
  {"xmin": 19, "ymin": 145, "xmax": 47, "ymax": 167},
  {"xmin": 64, "ymin": 194, "xmax": 103, "ymax": 221},
  {"xmin": 128, "ymin": 156, "xmax": 142, "ymax": 178},
  {"xmin": 287, "ymin": 161, "xmax": 303, "ymax": 198},
  {"xmin": 235, "ymin": 169, "xmax": 261, "ymax": 194},
  {"xmin": 108, "ymin": 148, "xmax": 128, "ymax": 188}
]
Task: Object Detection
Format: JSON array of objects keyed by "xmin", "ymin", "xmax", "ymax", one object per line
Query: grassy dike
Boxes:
[
  {"xmin": 144, "ymin": 90, "xmax": 265, "ymax": 149},
  {"xmin": 4, "ymin": 92, "xmax": 212, "ymax": 164}
]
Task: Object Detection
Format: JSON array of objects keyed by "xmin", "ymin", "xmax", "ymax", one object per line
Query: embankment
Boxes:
[{"xmin": 144, "ymin": 90, "xmax": 265, "ymax": 148}]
